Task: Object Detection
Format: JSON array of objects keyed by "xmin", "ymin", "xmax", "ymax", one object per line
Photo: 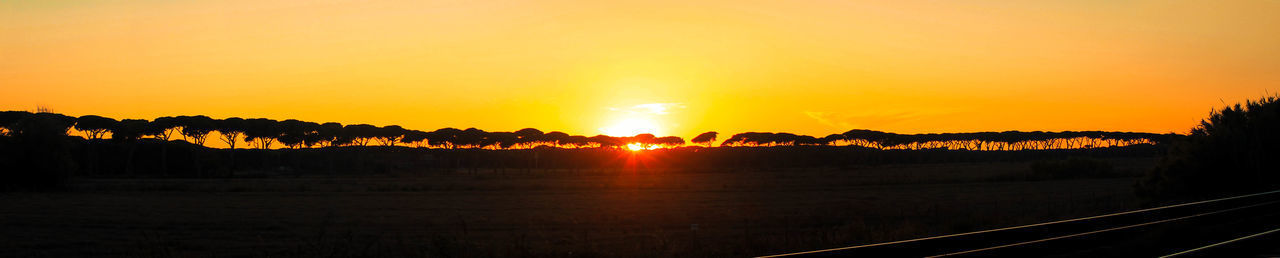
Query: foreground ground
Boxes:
[{"xmin": 0, "ymin": 158, "xmax": 1153, "ymax": 257}]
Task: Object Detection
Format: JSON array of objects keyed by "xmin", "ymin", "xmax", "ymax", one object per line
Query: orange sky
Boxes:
[{"xmin": 3, "ymin": 0, "xmax": 1278, "ymax": 140}]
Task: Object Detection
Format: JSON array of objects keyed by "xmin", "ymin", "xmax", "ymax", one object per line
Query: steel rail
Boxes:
[
  {"xmin": 760, "ymin": 189, "xmax": 1280, "ymax": 257},
  {"xmin": 928, "ymin": 201, "xmax": 1280, "ymax": 257},
  {"xmin": 1160, "ymin": 226, "xmax": 1280, "ymax": 257}
]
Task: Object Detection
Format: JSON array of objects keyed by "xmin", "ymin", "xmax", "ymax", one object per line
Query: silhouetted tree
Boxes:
[
  {"xmin": 277, "ymin": 119, "xmax": 317, "ymax": 149},
  {"xmin": 375, "ymin": 125, "xmax": 407, "ymax": 147},
  {"xmin": 0, "ymin": 111, "xmax": 33, "ymax": 136},
  {"xmin": 110, "ymin": 119, "xmax": 147, "ymax": 141},
  {"xmin": 655, "ymin": 136, "xmax": 685, "ymax": 148},
  {"xmin": 74, "ymin": 115, "xmax": 118, "ymax": 175},
  {"xmin": 145, "ymin": 117, "xmax": 180, "ymax": 175},
  {"xmin": 112, "ymin": 119, "xmax": 149, "ymax": 175},
  {"xmin": 343, "ymin": 124, "xmax": 379, "ymax": 147},
  {"xmin": 483, "ymin": 131, "xmax": 519, "ymax": 149},
  {"xmin": 215, "ymin": 117, "xmax": 247, "ymax": 177},
  {"xmin": 544, "ymin": 131, "xmax": 570, "ymax": 147},
  {"xmin": 821, "ymin": 134, "xmax": 845, "ymax": 146},
  {"xmin": 589, "ymin": 135, "xmax": 622, "ymax": 149},
  {"xmin": 457, "ymin": 128, "xmax": 487, "ymax": 149},
  {"xmin": 428, "ymin": 128, "xmax": 462, "ymax": 149},
  {"xmin": 75, "ymin": 115, "xmax": 117, "ymax": 140},
  {"xmin": 691, "ymin": 131, "xmax": 718, "ymax": 147},
  {"xmin": 315, "ymin": 122, "xmax": 345, "ymax": 147},
  {"xmin": 2, "ymin": 112, "xmax": 76, "ymax": 189},
  {"xmin": 242, "ymin": 118, "xmax": 281, "ymax": 149},
  {"xmin": 148, "ymin": 116, "xmax": 180, "ymax": 141},
  {"xmin": 177, "ymin": 115, "xmax": 216, "ymax": 146},
  {"xmin": 11, "ymin": 113, "xmax": 76, "ymax": 136},
  {"xmin": 173, "ymin": 115, "xmax": 215, "ymax": 177},
  {"xmin": 312, "ymin": 122, "xmax": 345, "ymax": 175},
  {"xmin": 632, "ymin": 133, "xmax": 656, "ymax": 149},
  {"xmin": 217, "ymin": 117, "xmax": 247, "ymax": 149},
  {"xmin": 563, "ymin": 135, "xmax": 590, "ymax": 148},
  {"xmin": 401, "ymin": 129, "xmax": 431, "ymax": 148},
  {"xmin": 514, "ymin": 128, "xmax": 544, "ymax": 148},
  {"xmin": 795, "ymin": 135, "xmax": 823, "ymax": 145}
]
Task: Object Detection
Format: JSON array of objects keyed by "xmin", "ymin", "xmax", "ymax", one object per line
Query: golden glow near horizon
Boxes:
[
  {"xmin": 626, "ymin": 143, "xmax": 645, "ymax": 152},
  {"xmin": 3, "ymin": 0, "xmax": 1279, "ymax": 143},
  {"xmin": 600, "ymin": 103, "xmax": 677, "ymax": 136}
]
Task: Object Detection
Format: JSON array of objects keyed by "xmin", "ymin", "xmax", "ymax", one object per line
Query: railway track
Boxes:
[{"xmin": 761, "ymin": 189, "xmax": 1280, "ymax": 257}]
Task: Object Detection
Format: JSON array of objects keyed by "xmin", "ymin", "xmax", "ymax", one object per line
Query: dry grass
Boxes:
[{"xmin": 0, "ymin": 158, "xmax": 1152, "ymax": 257}]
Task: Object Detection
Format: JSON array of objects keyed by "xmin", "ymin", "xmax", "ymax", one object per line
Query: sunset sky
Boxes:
[{"xmin": 3, "ymin": 1, "xmax": 1278, "ymax": 140}]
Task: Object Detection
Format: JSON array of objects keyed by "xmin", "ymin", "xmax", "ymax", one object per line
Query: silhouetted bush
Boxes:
[{"xmin": 1139, "ymin": 95, "xmax": 1280, "ymax": 204}]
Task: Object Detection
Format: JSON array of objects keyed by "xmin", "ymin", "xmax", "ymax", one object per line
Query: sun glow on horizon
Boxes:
[
  {"xmin": 600, "ymin": 117, "xmax": 660, "ymax": 137},
  {"xmin": 625, "ymin": 142, "xmax": 661, "ymax": 151},
  {"xmin": 599, "ymin": 102, "xmax": 683, "ymax": 137},
  {"xmin": 626, "ymin": 143, "xmax": 644, "ymax": 151}
]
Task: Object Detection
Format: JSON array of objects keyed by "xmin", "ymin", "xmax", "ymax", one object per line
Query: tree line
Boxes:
[
  {"xmin": 1, "ymin": 111, "xmax": 697, "ymax": 150},
  {"xmin": 1, "ymin": 110, "xmax": 1175, "ymax": 189},
  {"xmin": 723, "ymin": 130, "xmax": 1176, "ymax": 151},
  {"xmin": 0, "ymin": 111, "xmax": 1174, "ymax": 151}
]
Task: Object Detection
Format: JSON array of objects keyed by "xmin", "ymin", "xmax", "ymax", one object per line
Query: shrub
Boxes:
[{"xmin": 1138, "ymin": 95, "xmax": 1280, "ymax": 204}]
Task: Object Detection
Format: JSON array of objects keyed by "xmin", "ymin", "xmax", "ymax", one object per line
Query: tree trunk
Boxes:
[
  {"xmin": 85, "ymin": 141, "xmax": 96, "ymax": 176},
  {"xmin": 193, "ymin": 147, "xmax": 203, "ymax": 178},
  {"xmin": 227, "ymin": 148, "xmax": 236, "ymax": 178},
  {"xmin": 159, "ymin": 142, "xmax": 168, "ymax": 176},
  {"xmin": 124, "ymin": 142, "xmax": 138, "ymax": 176}
]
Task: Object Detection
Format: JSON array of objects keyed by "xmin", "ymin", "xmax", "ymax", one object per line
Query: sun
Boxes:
[
  {"xmin": 626, "ymin": 143, "xmax": 645, "ymax": 151},
  {"xmin": 601, "ymin": 117, "xmax": 660, "ymax": 137}
]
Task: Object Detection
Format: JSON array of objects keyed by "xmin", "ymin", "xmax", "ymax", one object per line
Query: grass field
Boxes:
[{"xmin": 0, "ymin": 158, "xmax": 1154, "ymax": 257}]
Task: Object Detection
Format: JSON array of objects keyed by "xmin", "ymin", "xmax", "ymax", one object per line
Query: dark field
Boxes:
[{"xmin": 1, "ymin": 158, "xmax": 1154, "ymax": 257}]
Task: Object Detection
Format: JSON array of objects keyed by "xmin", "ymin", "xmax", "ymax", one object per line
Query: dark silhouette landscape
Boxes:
[
  {"xmin": 5, "ymin": 1, "xmax": 1280, "ymax": 257},
  {"xmin": 1, "ymin": 110, "xmax": 1174, "ymax": 183},
  {"xmin": 3, "ymin": 96, "xmax": 1280, "ymax": 257}
]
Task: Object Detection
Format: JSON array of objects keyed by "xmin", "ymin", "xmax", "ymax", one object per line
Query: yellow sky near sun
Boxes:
[{"xmin": 2, "ymin": 0, "xmax": 1279, "ymax": 142}]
